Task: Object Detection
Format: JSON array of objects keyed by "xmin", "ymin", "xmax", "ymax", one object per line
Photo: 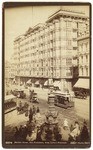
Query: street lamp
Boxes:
[{"xmin": 46, "ymin": 93, "xmax": 58, "ymax": 125}]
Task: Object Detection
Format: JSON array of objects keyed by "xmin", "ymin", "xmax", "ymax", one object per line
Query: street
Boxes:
[
  {"xmin": 24, "ymin": 87, "xmax": 90, "ymax": 120},
  {"xmin": 4, "ymin": 86, "xmax": 90, "ymax": 142},
  {"xmin": 5, "ymin": 86, "xmax": 90, "ymax": 126}
]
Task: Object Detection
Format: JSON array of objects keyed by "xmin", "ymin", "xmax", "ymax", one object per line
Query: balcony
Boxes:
[{"xmin": 73, "ymin": 28, "xmax": 78, "ymax": 32}]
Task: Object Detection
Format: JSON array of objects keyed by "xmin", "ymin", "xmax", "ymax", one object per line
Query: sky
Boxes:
[{"xmin": 4, "ymin": 5, "xmax": 90, "ymax": 61}]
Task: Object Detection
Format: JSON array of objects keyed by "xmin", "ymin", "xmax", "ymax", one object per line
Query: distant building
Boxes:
[
  {"xmin": 13, "ymin": 9, "xmax": 89, "ymax": 91},
  {"xmin": 5, "ymin": 60, "xmax": 15, "ymax": 83},
  {"xmin": 5, "ymin": 60, "xmax": 15, "ymax": 95}
]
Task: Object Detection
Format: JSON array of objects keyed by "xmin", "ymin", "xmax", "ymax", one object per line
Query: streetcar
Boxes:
[
  {"xmin": 54, "ymin": 92, "xmax": 74, "ymax": 109},
  {"xmin": 4, "ymin": 94, "xmax": 17, "ymax": 114},
  {"xmin": 48, "ymin": 90, "xmax": 74, "ymax": 109}
]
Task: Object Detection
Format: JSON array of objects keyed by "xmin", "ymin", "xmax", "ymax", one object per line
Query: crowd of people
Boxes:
[{"xmin": 13, "ymin": 105, "xmax": 90, "ymax": 143}]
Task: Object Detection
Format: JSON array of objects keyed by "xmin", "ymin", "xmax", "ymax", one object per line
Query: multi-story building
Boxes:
[
  {"xmin": 74, "ymin": 22, "xmax": 90, "ymax": 91},
  {"xmin": 5, "ymin": 60, "xmax": 15, "ymax": 83},
  {"xmin": 5, "ymin": 61, "xmax": 11, "ymax": 83},
  {"xmin": 13, "ymin": 9, "xmax": 89, "ymax": 92},
  {"xmin": 5, "ymin": 60, "xmax": 15, "ymax": 95}
]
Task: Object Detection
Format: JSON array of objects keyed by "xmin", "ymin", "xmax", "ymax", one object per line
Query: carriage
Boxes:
[
  {"xmin": 4, "ymin": 94, "xmax": 17, "ymax": 114},
  {"xmin": 12, "ymin": 89, "xmax": 26, "ymax": 99},
  {"xmin": 74, "ymin": 90, "xmax": 87, "ymax": 99},
  {"xmin": 17, "ymin": 101, "xmax": 29, "ymax": 114},
  {"xmin": 29, "ymin": 90, "xmax": 39, "ymax": 103}
]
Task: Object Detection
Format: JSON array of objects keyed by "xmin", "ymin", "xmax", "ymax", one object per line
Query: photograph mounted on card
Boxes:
[{"xmin": 2, "ymin": 2, "xmax": 91, "ymax": 148}]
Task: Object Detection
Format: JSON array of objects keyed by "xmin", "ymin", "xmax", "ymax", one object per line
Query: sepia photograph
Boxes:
[{"xmin": 2, "ymin": 2, "xmax": 91, "ymax": 148}]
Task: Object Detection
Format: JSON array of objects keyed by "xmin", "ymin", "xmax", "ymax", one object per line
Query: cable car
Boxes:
[{"xmin": 54, "ymin": 91, "xmax": 74, "ymax": 109}]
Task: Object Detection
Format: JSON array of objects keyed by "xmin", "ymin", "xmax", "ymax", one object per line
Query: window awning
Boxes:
[
  {"xmin": 26, "ymin": 79, "xmax": 32, "ymax": 84},
  {"xmin": 35, "ymin": 80, "xmax": 39, "ymax": 85},
  {"xmin": 44, "ymin": 80, "xmax": 48, "ymax": 86},
  {"xmin": 53, "ymin": 81, "xmax": 60, "ymax": 86},
  {"xmin": 13, "ymin": 78, "xmax": 16, "ymax": 82},
  {"xmin": 53, "ymin": 81, "xmax": 61, "ymax": 89},
  {"xmin": 74, "ymin": 78, "xmax": 89, "ymax": 89},
  {"xmin": 5, "ymin": 95, "xmax": 16, "ymax": 102},
  {"xmin": 48, "ymin": 79, "xmax": 53, "ymax": 85}
]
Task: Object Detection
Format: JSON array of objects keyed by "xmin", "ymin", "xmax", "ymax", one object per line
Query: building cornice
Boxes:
[{"xmin": 46, "ymin": 9, "xmax": 88, "ymax": 23}]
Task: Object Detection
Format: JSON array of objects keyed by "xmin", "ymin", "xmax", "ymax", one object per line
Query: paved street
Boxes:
[
  {"xmin": 24, "ymin": 87, "xmax": 90, "ymax": 120},
  {"xmin": 5, "ymin": 86, "xmax": 90, "ymax": 126},
  {"xmin": 5, "ymin": 96, "xmax": 90, "ymax": 127}
]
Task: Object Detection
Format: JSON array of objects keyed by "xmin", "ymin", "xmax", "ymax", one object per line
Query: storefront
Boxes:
[{"xmin": 73, "ymin": 78, "xmax": 90, "ymax": 98}]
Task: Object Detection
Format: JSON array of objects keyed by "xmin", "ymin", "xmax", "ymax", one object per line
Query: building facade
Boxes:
[
  {"xmin": 5, "ymin": 60, "xmax": 15, "ymax": 95},
  {"xmin": 5, "ymin": 61, "xmax": 15, "ymax": 83},
  {"xmin": 74, "ymin": 22, "xmax": 90, "ymax": 91},
  {"xmin": 13, "ymin": 9, "xmax": 89, "ymax": 91}
]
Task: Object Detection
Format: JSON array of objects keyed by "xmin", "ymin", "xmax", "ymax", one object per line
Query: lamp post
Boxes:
[{"xmin": 46, "ymin": 93, "xmax": 58, "ymax": 124}]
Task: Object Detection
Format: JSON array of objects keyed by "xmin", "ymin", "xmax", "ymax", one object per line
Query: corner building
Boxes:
[
  {"xmin": 13, "ymin": 9, "xmax": 89, "ymax": 91},
  {"xmin": 74, "ymin": 22, "xmax": 90, "ymax": 92}
]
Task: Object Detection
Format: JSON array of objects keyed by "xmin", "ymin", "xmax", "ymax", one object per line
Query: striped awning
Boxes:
[
  {"xmin": 5, "ymin": 95, "xmax": 16, "ymax": 102},
  {"xmin": 44, "ymin": 80, "xmax": 48, "ymax": 86},
  {"xmin": 74, "ymin": 78, "xmax": 89, "ymax": 89},
  {"xmin": 53, "ymin": 81, "xmax": 61, "ymax": 89},
  {"xmin": 35, "ymin": 80, "xmax": 39, "ymax": 85},
  {"xmin": 26, "ymin": 79, "xmax": 32, "ymax": 84}
]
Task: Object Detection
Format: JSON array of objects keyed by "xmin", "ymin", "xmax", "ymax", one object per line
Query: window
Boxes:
[
  {"xmin": 86, "ymin": 68, "xmax": 88, "ymax": 76},
  {"xmin": 66, "ymin": 68, "xmax": 72, "ymax": 76},
  {"xmin": 66, "ymin": 58, "xmax": 72, "ymax": 66},
  {"xmin": 66, "ymin": 21, "xmax": 71, "ymax": 28},
  {"xmin": 81, "ymin": 56, "xmax": 83, "ymax": 64},
  {"xmin": 86, "ymin": 55, "xmax": 88, "ymax": 62},
  {"xmin": 82, "ymin": 68, "xmax": 83, "ymax": 76},
  {"xmin": 86, "ymin": 43, "xmax": 88, "ymax": 51},
  {"xmin": 67, "ymin": 40, "xmax": 72, "ymax": 47}
]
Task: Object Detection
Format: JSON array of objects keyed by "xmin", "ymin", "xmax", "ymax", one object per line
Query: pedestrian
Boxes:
[
  {"xmin": 32, "ymin": 105, "xmax": 36, "ymax": 115},
  {"xmin": 36, "ymin": 107, "xmax": 40, "ymax": 113},
  {"xmin": 46, "ymin": 128, "xmax": 53, "ymax": 141},
  {"xmin": 69, "ymin": 121, "xmax": 80, "ymax": 142},
  {"xmin": 14, "ymin": 126, "xmax": 20, "ymax": 141},
  {"xmin": 80, "ymin": 120, "xmax": 89, "ymax": 142},
  {"xmin": 26, "ymin": 131, "xmax": 32, "ymax": 142},
  {"xmin": 29, "ymin": 107, "xmax": 33, "ymax": 123},
  {"xmin": 63, "ymin": 119, "xmax": 69, "ymax": 130},
  {"xmin": 19, "ymin": 101, "xmax": 22, "ymax": 112},
  {"xmin": 61, "ymin": 121, "xmax": 70, "ymax": 142},
  {"xmin": 29, "ymin": 90, "xmax": 32, "ymax": 102},
  {"xmin": 21, "ymin": 125, "xmax": 28, "ymax": 141},
  {"xmin": 19, "ymin": 101, "xmax": 22, "ymax": 108},
  {"xmin": 26, "ymin": 128, "xmax": 37, "ymax": 142},
  {"xmin": 54, "ymin": 126, "xmax": 62, "ymax": 142},
  {"xmin": 36, "ymin": 127, "xmax": 42, "ymax": 141},
  {"xmin": 70, "ymin": 124, "xmax": 74, "ymax": 132},
  {"xmin": 18, "ymin": 125, "xmax": 24, "ymax": 141}
]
